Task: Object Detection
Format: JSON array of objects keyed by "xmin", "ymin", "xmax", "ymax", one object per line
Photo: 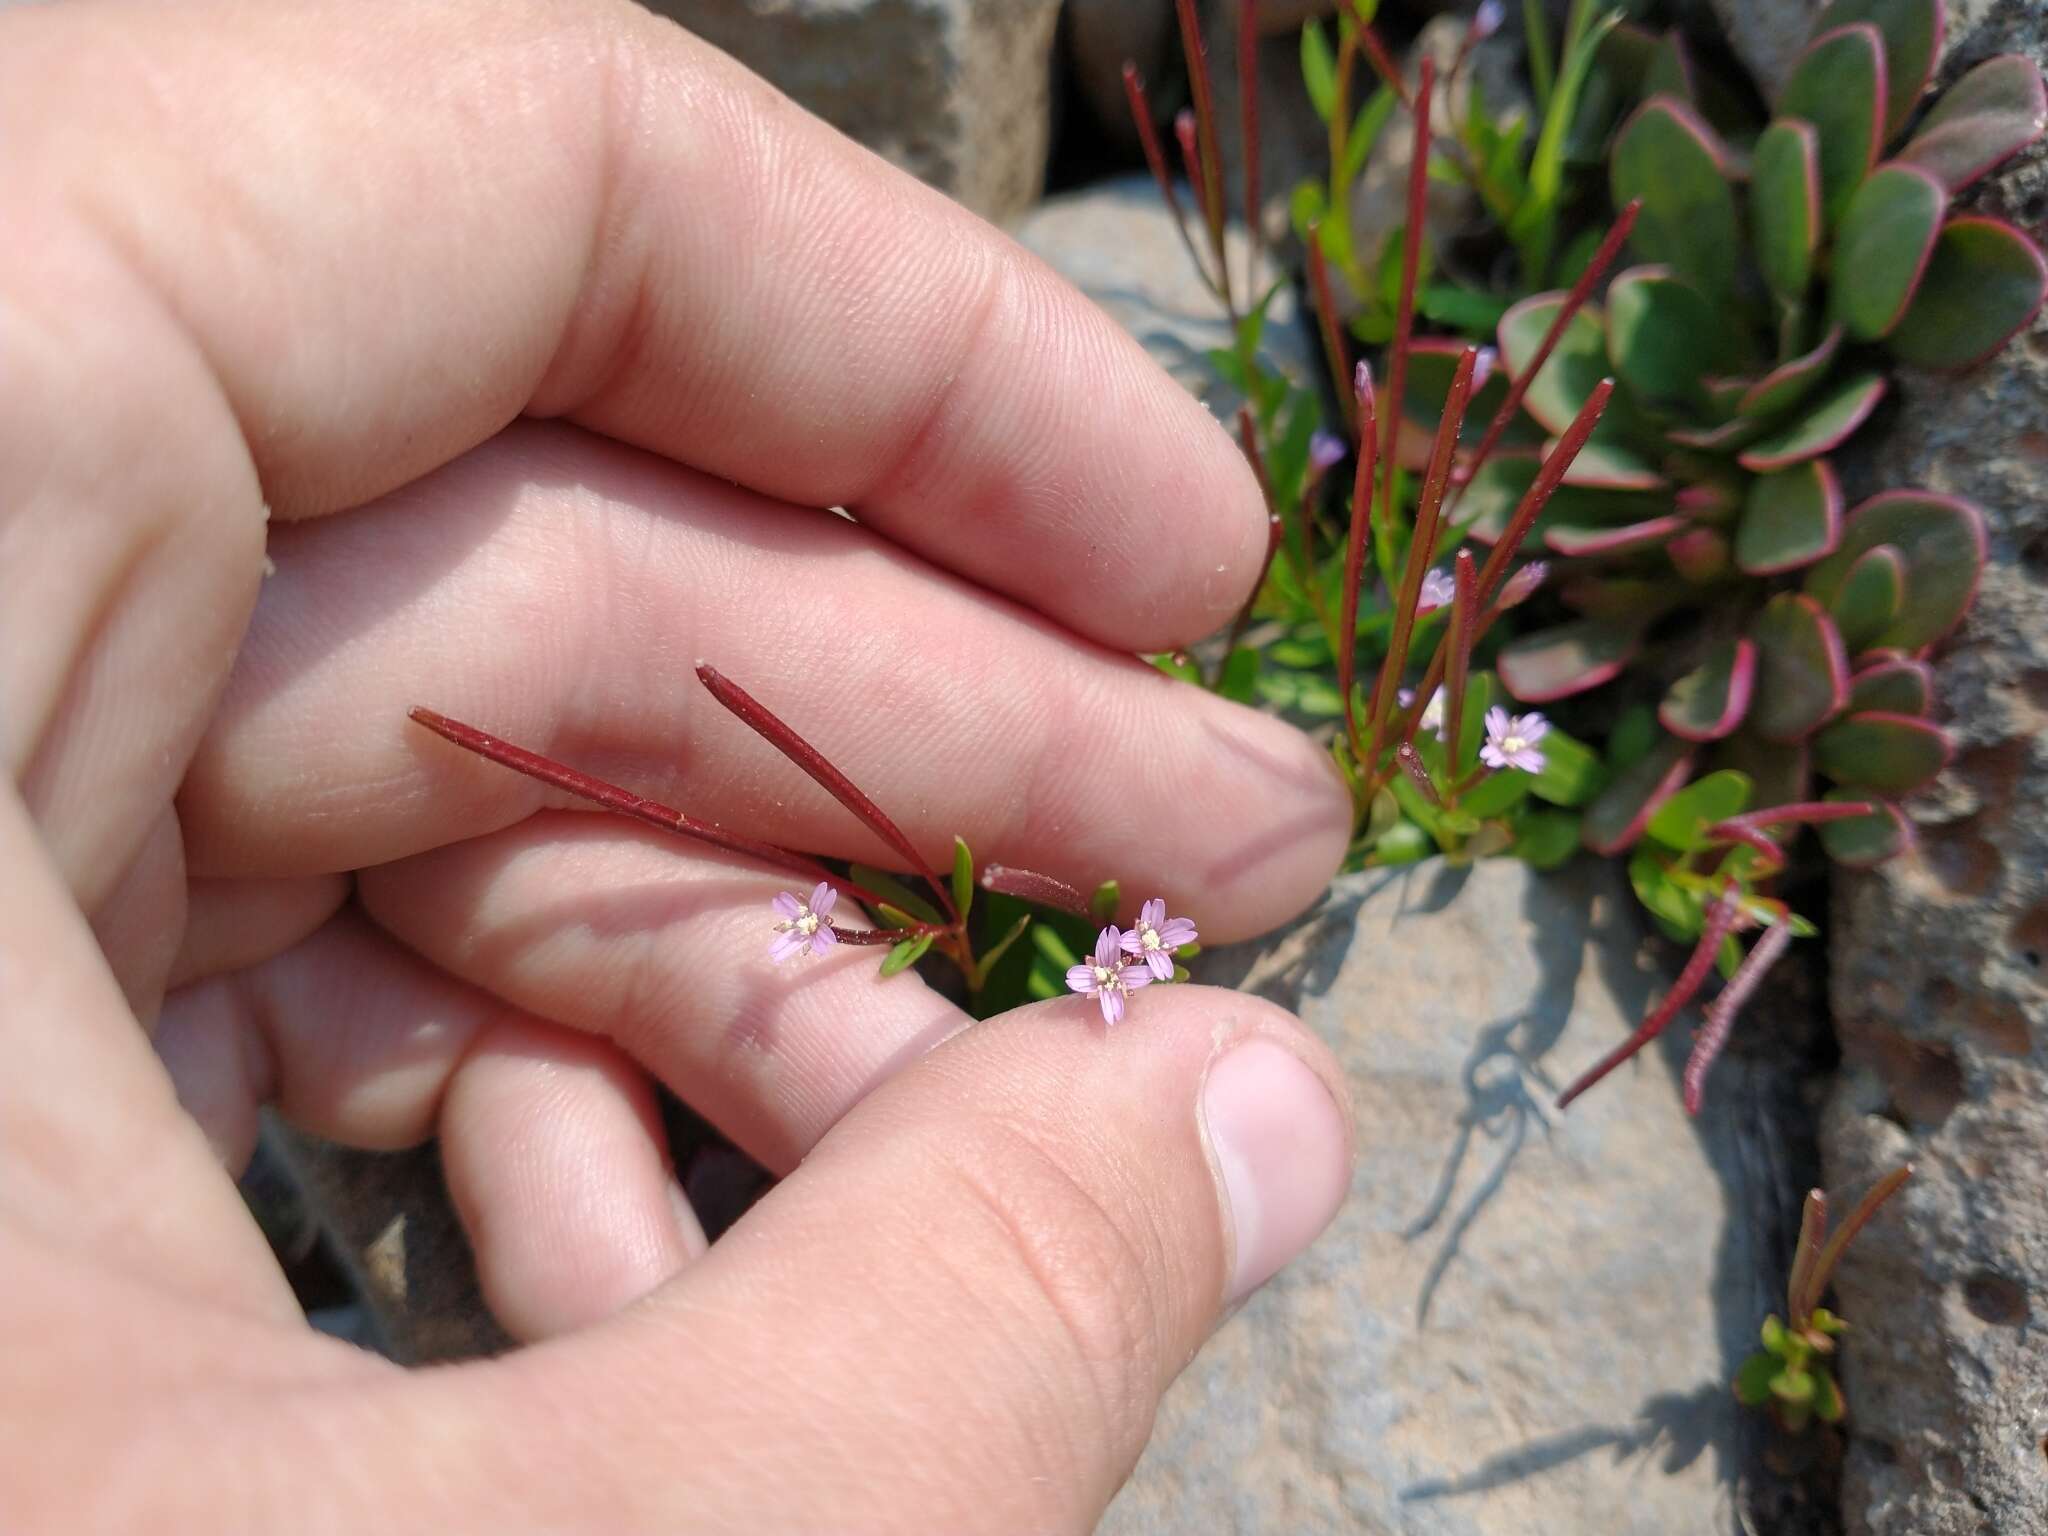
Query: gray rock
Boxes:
[
  {"xmin": 1823, "ymin": 8, "xmax": 2048, "ymax": 1533},
  {"xmin": 1103, "ymin": 857, "xmax": 1815, "ymax": 1535},
  {"xmin": 640, "ymin": 0, "xmax": 1062, "ymax": 223},
  {"xmin": 1705, "ymin": 0, "xmax": 1820, "ymax": 97},
  {"xmin": 1008, "ymin": 173, "xmax": 1315, "ymax": 425}
]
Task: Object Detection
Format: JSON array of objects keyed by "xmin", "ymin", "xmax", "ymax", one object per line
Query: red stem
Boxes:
[
  {"xmin": 1306, "ymin": 230, "xmax": 1354, "ymax": 437},
  {"xmin": 694, "ymin": 665, "xmax": 959, "ymax": 923},
  {"xmin": 1123, "ymin": 65, "xmax": 1216, "ymax": 297},
  {"xmin": 1797, "ymin": 1165, "xmax": 1913, "ymax": 1322},
  {"xmin": 1443, "ymin": 550, "xmax": 1478, "ymax": 777},
  {"xmin": 1339, "ymin": 363, "xmax": 1379, "ymax": 762},
  {"xmin": 1445, "ymin": 200, "xmax": 1640, "ymax": 520},
  {"xmin": 1557, "ymin": 883, "xmax": 1740, "ymax": 1109},
  {"xmin": 1377, "ymin": 57, "xmax": 1434, "ymax": 546},
  {"xmin": 1238, "ymin": 0, "xmax": 1263, "ymax": 287},
  {"xmin": 980, "ymin": 863, "xmax": 1090, "ymax": 919},
  {"xmin": 1344, "ymin": 3, "xmax": 1414, "ymax": 109},
  {"xmin": 1395, "ymin": 742, "xmax": 1441, "ymax": 806},
  {"xmin": 1174, "ymin": 0, "xmax": 1231, "ymax": 304},
  {"xmin": 408, "ymin": 706, "xmax": 886, "ymax": 908},
  {"xmin": 1682, "ymin": 918, "xmax": 1792, "ymax": 1114}
]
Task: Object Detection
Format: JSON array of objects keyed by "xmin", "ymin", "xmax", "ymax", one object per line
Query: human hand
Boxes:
[{"xmin": 0, "ymin": 1, "xmax": 1353, "ymax": 1528}]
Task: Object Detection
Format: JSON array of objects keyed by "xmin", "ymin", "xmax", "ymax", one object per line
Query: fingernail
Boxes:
[{"xmin": 1201, "ymin": 1037, "xmax": 1351, "ymax": 1304}]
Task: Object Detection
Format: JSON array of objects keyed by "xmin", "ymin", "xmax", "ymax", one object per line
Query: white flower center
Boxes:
[
  {"xmin": 1139, "ymin": 926, "xmax": 1162, "ymax": 951},
  {"xmin": 1094, "ymin": 965, "xmax": 1119, "ymax": 988},
  {"xmin": 796, "ymin": 911, "xmax": 819, "ymax": 936},
  {"xmin": 1501, "ymin": 732, "xmax": 1527, "ymax": 756}
]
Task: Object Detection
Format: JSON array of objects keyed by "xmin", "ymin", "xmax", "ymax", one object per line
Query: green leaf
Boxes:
[
  {"xmin": 1527, "ymin": 726, "xmax": 1604, "ymax": 808},
  {"xmin": 1736, "ymin": 460, "xmax": 1843, "ymax": 574},
  {"xmin": 1301, "ymin": 20, "xmax": 1338, "ymax": 122},
  {"xmin": 853, "ymin": 866, "xmax": 943, "ymax": 925},
  {"xmin": 874, "ymin": 902, "xmax": 920, "ymax": 931},
  {"xmin": 1813, "ymin": 712, "xmax": 1951, "ymax": 794},
  {"xmin": 1749, "ymin": 594, "xmax": 1850, "ymax": 742},
  {"xmin": 1738, "ymin": 323, "xmax": 1843, "ymax": 421},
  {"xmin": 1608, "ymin": 705, "xmax": 1660, "ymax": 774},
  {"xmin": 1734, "ymin": 1351, "xmax": 1781, "ymax": 1406},
  {"xmin": 1659, "ymin": 638, "xmax": 1757, "ymax": 743},
  {"xmin": 1496, "ymin": 293, "xmax": 1609, "ymax": 437},
  {"xmin": 1813, "ymin": 1365, "xmax": 1847, "ymax": 1423},
  {"xmin": 1585, "ymin": 734, "xmax": 1694, "ymax": 856},
  {"xmin": 1630, "ymin": 842, "xmax": 1701, "ymax": 937},
  {"xmin": 1031, "ymin": 922, "xmax": 1081, "ymax": 972},
  {"xmin": 1817, "ymin": 791, "xmax": 1910, "ymax": 865},
  {"xmin": 1752, "ymin": 119, "xmax": 1822, "ymax": 301},
  {"xmin": 1647, "ymin": 769, "xmax": 1753, "ymax": 851},
  {"xmin": 951, "ymin": 836, "xmax": 974, "ymax": 923},
  {"xmin": 1811, "ymin": 1306, "xmax": 1848, "ymax": 1335},
  {"xmin": 1771, "ymin": 1366, "xmax": 1818, "ymax": 1405},
  {"xmin": 1832, "ymin": 163, "xmax": 1946, "ymax": 340},
  {"xmin": 1810, "ymin": 0, "xmax": 1943, "ymax": 139},
  {"xmin": 1365, "ymin": 785, "xmax": 1401, "ymax": 843},
  {"xmin": 1709, "ymin": 732, "xmax": 1813, "ymax": 810},
  {"xmin": 1610, "ymin": 96, "xmax": 1741, "ymax": 301},
  {"xmin": 1218, "ymin": 645, "xmax": 1261, "ymax": 704},
  {"xmin": 1089, "ymin": 879, "xmax": 1121, "ymax": 926},
  {"xmin": 1461, "ymin": 770, "xmax": 1533, "ymax": 819},
  {"xmin": 1898, "ymin": 53, "xmax": 2048, "ymax": 193},
  {"xmin": 1829, "ymin": 545, "xmax": 1907, "ymax": 651},
  {"xmin": 1369, "ymin": 817, "xmax": 1433, "ymax": 866},
  {"xmin": 1804, "ymin": 491, "xmax": 1987, "ymax": 651},
  {"xmin": 1737, "ymin": 371, "xmax": 1886, "ymax": 473},
  {"xmin": 972, "ymin": 913, "xmax": 1033, "ymax": 988},
  {"xmin": 1498, "ymin": 620, "xmax": 1638, "ymax": 703},
  {"xmin": 1846, "ymin": 656, "xmax": 1930, "ymax": 715},
  {"xmin": 1605, "ymin": 267, "xmax": 1724, "ymax": 415},
  {"xmin": 1779, "ymin": 24, "xmax": 1884, "ymax": 227},
  {"xmin": 1512, "ymin": 808, "xmax": 1581, "ymax": 870},
  {"xmin": 1340, "ymin": 85, "xmax": 1398, "ymax": 186},
  {"xmin": 880, "ymin": 933, "xmax": 934, "ymax": 977},
  {"xmin": 1886, "ymin": 217, "xmax": 2048, "ymax": 371},
  {"xmin": 1291, "ymin": 181, "xmax": 1328, "ymax": 247},
  {"xmin": 1761, "ymin": 1313, "xmax": 1793, "ymax": 1356}
]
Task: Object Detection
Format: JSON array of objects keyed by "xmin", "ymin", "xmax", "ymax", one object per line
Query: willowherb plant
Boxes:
[
  {"xmin": 407, "ymin": 665, "xmax": 1196, "ymax": 1022},
  {"xmin": 1732, "ymin": 1166, "xmax": 1912, "ymax": 1431}
]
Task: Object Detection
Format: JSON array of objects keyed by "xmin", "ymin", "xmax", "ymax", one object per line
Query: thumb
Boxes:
[{"xmin": 412, "ymin": 986, "xmax": 1352, "ymax": 1534}]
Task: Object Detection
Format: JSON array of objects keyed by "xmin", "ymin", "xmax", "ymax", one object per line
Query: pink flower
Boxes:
[
  {"xmin": 769, "ymin": 881, "xmax": 839, "ymax": 962},
  {"xmin": 1480, "ymin": 706, "xmax": 1549, "ymax": 773},
  {"xmin": 1470, "ymin": 345, "xmax": 1499, "ymax": 391},
  {"xmin": 1417, "ymin": 567, "xmax": 1457, "ymax": 615},
  {"xmin": 1065, "ymin": 925, "xmax": 1153, "ymax": 1025},
  {"xmin": 1497, "ymin": 560, "xmax": 1549, "ymax": 609},
  {"xmin": 1472, "ymin": 0, "xmax": 1505, "ymax": 41},
  {"xmin": 1399, "ymin": 686, "xmax": 1449, "ymax": 741},
  {"xmin": 1120, "ymin": 898, "xmax": 1198, "ymax": 981},
  {"xmin": 1308, "ymin": 430, "xmax": 1347, "ymax": 474}
]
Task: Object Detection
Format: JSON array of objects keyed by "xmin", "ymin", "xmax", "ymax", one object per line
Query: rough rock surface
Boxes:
[
  {"xmin": 1102, "ymin": 857, "xmax": 1813, "ymax": 1535},
  {"xmin": 1822, "ymin": 6, "xmax": 2048, "ymax": 1533},
  {"xmin": 1706, "ymin": 0, "xmax": 1821, "ymax": 96},
  {"xmin": 641, "ymin": 0, "xmax": 1062, "ymax": 223},
  {"xmin": 1009, "ymin": 173, "xmax": 1315, "ymax": 425}
]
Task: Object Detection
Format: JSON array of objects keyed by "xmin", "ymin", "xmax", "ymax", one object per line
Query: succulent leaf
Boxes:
[
  {"xmin": 1647, "ymin": 768, "xmax": 1753, "ymax": 849},
  {"xmin": 1886, "ymin": 217, "xmax": 2048, "ymax": 371},
  {"xmin": 1846, "ymin": 656, "xmax": 1933, "ymax": 715},
  {"xmin": 1805, "ymin": 491, "xmax": 1987, "ymax": 650},
  {"xmin": 1809, "ymin": 0, "xmax": 1944, "ymax": 140},
  {"xmin": 1818, "ymin": 793, "xmax": 1912, "ymax": 865},
  {"xmin": 1737, "ymin": 371, "xmax": 1886, "ymax": 473},
  {"xmin": 1829, "ymin": 544, "xmax": 1908, "ymax": 651},
  {"xmin": 1898, "ymin": 53, "xmax": 2048, "ymax": 191},
  {"xmin": 1606, "ymin": 267, "xmax": 1728, "ymax": 413},
  {"xmin": 1752, "ymin": 119, "xmax": 1823, "ymax": 302},
  {"xmin": 1545, "ymin": 513, "xmax": 1690, "ymax": 557},
  {"xmin": 1779, "ymin": 25, "xmax": 1886, "ymax": 226},
  {"xmin": 1813, "ymin": 710, "xmax": 1952, "ymax": 794},
  {"xmin": 1750, "ymin": 593, "xmax": 1851, "ymax": 742},
  {"xmin": 1734, "ymin": 1351, "xmax": 1780, "ymax": 1405},
  {"xmin": 1497, "ymin": 294, "xmax": 1608, "ymax": 436},
  {"xmin": 1831, "ymin": 163, "xmax": 1946, "ymax": 339},
  {"xmin": 1668, "ymin": 527, "xmax": 1732, "ymax": 582},
  {"xmin": 1499, "ymin": 619, "xmax": 1640, "ymax": 702},
  {"xmin": 1584, "ymin": 733, "xmax": 1694, "ymax": 856},
  {"xmin": 1711, "ymin": 733, "xmax": 1814, "ymax": 809},
  {"xmin": 1553, "ymin": 439, "xmax": 1667, "ymax": 491},
  {"xmin": 1736, "ymin": 459, "xmax": 1844, "ymax": 574},
  {"xmin": 1660, "ymin": 638, "xmax": 1758, "ymax": 742},
  {"xmin": 1610, "ymin": 96, "xmax": 1741, "ymax": 300}
]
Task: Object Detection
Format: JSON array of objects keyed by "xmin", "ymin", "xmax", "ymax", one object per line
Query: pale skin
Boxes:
[{"xmin": 0, "ymin": 2, "xmax": 1358, "ymax": 1530}]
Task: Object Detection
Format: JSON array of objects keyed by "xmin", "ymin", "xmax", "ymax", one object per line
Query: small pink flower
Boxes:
[
  {"xmin": 1470, "ymin": 345, "xmax": 1499, "ymax": 391},
  {"xmin": 1120, "ymin": 898, "xmax": 1198, "ymax": 981},
  {"xmin": 1497, "ymin": 560, "xmax": 1549, "ymax": 609},
  {"xmin": 1399, "ymin": 686, "xmax": 1449, "ymax": 741},
  {"xmin": 1417, "ymin": 568, "xmax": 1457, "ymax": 615},
  {"xmin": 1308, "ymin": 430, "xmax": 1347, "ymax": 474},
  {"xmin": 769, "ymin": 881, "xmax": 839, "ymax": 962},
  {"xmin": 1471, "ymin": 0, "xmax": 1505, "ymax": 41},
  {"xmin": 1065, "ymin": 925, "xmax": 1153, "ymax": 1025},
  {"xmin": 1480, "ymin": 706, "xmax": 1550, "ymax": 773}
]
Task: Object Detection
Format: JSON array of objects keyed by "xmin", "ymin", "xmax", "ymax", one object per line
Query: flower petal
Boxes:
[
  {"xmin": 769, "ymin": 929, "xmax": 806, "ymax": 963},
  {"xmin": 1066, "ymin": 964, "xmax": 1100, "ymax": 994},
  {"xmin": 810, "ymin": 881, "xmax": 837, "ymax": 917},
  {"xmin": 1480, "ymin": 744, "xmax": 1508, "ymax": 771},
  {"xmin": 1140, "ymin": 897, "xmax": 1166, "ymax": 930},
  {"xmin": 1144, "ymin": 951, "xmax": 1175, "ymax": 981},
  {"xmin": 810, "ymin": 925, "xmax": 838, "ymax": 956},
  {"xmin": 1157, "ymin": 918, "xmax": 1198, "ymax": 947},
  {"xmin": 1118, "ymin": 929, "xmax": 1145, "ymax": 958},
  {"xmin": 1100, "ymin": 987, "xmax": 1124, "ymax": 1026},
  {"xmin": 1518, "ymin": 712, "xmax": 1551, "ymax": 743},
  {"xmin": 1122, "ymin": 965, "xmax": 1154, "ymax": 991},
  {"xmin": 1485, "ymin": 705, "xmax": 1509, "ymax": 741},
  {"xmin": 1093, "ymin": 926, "xmax": 1122, "ymax": 968},
  {"xmin": 771, "ymin": 892, "xmax": 803, "ymax": 920}
]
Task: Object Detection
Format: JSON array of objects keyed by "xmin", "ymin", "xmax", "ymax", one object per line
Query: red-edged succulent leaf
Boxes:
[
  {"xmin": 1740, "ymin": 323, "xmax": 1843, "ymax": 421},
  {"xmin": 1805, "ymin": 491, "xmax": 1987, "ymax": 651},
  {"xmin": 1809, "ymin": 0, "xmax": 1944, "ymax": 140},
  {"xmin": 1403, "ymin": 339, "xmax": 1538, "ymax": 451},
  {"xmin": 1660, "ymin": 638, "xmax": 1757, "ymax": 742},
  {"xmin": 1498, "ymin": 295, "xmax": 1607, "ymax": 436},
  {"xmin": 1559, "ymin": 576, "xmax": 1691, "ymax": 625},
  {"xmin": 1669, "ymin": 527, "xmax": 1732, "ymax": 581},
  {"xmin": 1670, "ymin": 416, "xmax": 1767, "ymax": 451},
  {"xmin": 1831, "ymin": 163, "xmax": 1946, "ymax": 339},
  {"xmin": 1817, "ymin": 791, "xmax": 1914, "ymax": 864},
  {"xmin": 1499, "ymin": 620, "xmax": 1639, "ymax": 702},
  {"xmin": 1847, "ymin": 656, "xmax": 1933, "ymax": 715},
  {"xmin": 1702, "ymin": 375, "xmax": 1754, "ymax": 420},
  {"xmin": 1886, "ymin": 217, "xmax": 2048, "ymax": 371},
  {"xmin": 1606, "ymin": 266, "xmax": 1731, "ymax": 415},
  {"xmin": 1738, "ymin": 371, "xmax": 1886, "ymax": 472},
  {"xmin": 1828, "ymin": 544, "xmax": 1908, "ymax": 650},
  {"xmin": 1554, "ymin": 439, "xmax": 1666, "ymax": 490},
  {"xmin": 1753, "ymin": 119, "xmax": 1823, "ymax": 302},
  {"xmin": 1779, "ymin": 25, "xmax": 1886, "ymax": 227},
  {"xmin": 1736, "ymin": 459, "xmax": 1843, "ymax": 574},
  {"xmin": 1813, "ymin": 710, "xmax": 1952, "ymax": 794},
  {"xmin": 1454, "ymin": 456, "xmax": 1542, "ymax": 541},
  {"xmin": 1583, "ymin": 734, "xmax": 1695, "ymax": 855},
  {"xmin": 1545, "ymin": 514, "xmax": 1690, "ymax": 557},
  {"xmin": 1645, "ymin": 29, "xmax": 1697, "ymax": 103},
  {"xmin": 1711, "ymin": 732, "xmax": 1814, "ymax": 809},
  {"xmin": 1749, "ymin": 593, "xmax": 1851, "ymax": 742},
  {"xmin": 1899, "ymin": 53, "xmax": 2048, "ymax": 192},
  {"xmin": 1611, "ymin": 96, "xmax": 1742, "ymax": 301}
]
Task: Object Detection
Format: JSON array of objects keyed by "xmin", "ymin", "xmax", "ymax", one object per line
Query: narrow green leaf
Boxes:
[
  {"xmin": 972, "ymin": 913, "xmax": 1033, "ymax": 988},
  {"xmin": 951, "ymin": 836, "xmax": 974, "ymax": 923},
  {"xmin": 853, "ymin": 865, "xmax": 943, "ymax": 924},
  {"xmin": 1089, "ymin": 879, "xmax": 1121, "ymax": 926},
  {"xmin": 1647, "ymin": 769, "xmax": 1753, "ymax": 851},
  {"xmin": 1752, "ymin": 119, "xmax": 1822, "ymax": 301},
  {"xmin": 1301, "ymin": 21, "xmax": 1338, "ymax": 122},
  {"xmin": 880, "ymin": 934, "xmax": 934, "ymax": 977},
  {"xmin": 1737, "ymin": 371, "xmax": 1886, "ymax": 474}
]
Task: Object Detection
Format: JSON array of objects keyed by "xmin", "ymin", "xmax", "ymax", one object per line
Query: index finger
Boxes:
[{"xmin": 1, "ymin": 0, "xmax": 1265, "ymax": 651}]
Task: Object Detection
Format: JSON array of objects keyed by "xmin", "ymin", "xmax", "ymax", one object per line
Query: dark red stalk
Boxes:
[
  {"xmin": 1557, "ymin": 882, "xmax": 1740, "ymax": 1109},
  {"xmin": 1306, "ymin": 230, "xmax": 1355, "ymax": 436},
  {"xmin": 1237, "ymin": 0, "xmax": 1263, "ymax": 287},
  {"xmin": 980, "ymin": 864, "xmax": 1090, "ymax": 919},
  {"xmin": 1702, "ymin": 801, "xmax": 1877, "ymax": 876},
  {"xmin": 1709, "ymin": 824, "xmax": 1786, "ymax": 875},
  {"xmin": 694, "ymin": 664, "xmax": 959, "ymax": 923},
  {"xmin": 1377, "ymin": 57, "xmax": 1434, "ymax": 545},
  {"xmin": 1395, "ymin": 742, "xmax": 1441, "ymax": 806},
  {"xmin": 1123, "ymin": 64, "xmax": 1215, "ymax": 296},
  {"xmin": 1796, "ymin": 1166, "xmax": 1913, "ymax": 1322},
  {"xmin": 1339, "ymin": 363, "xmax": 1379, "ymax": 762},
  {"xmin": 1682, "ymin": 918, "xmax": 1792, "ymax": 1113},
  {"xmin": 1395, "ymin": 380, "xmax": 1612, "ymax": 750},
  {"xmin": 1785, "ymin": 1189, "xmax": 1829, "ymax": 1326},
  {"xmin": 1442, "ymin": 550, "xmax": 1479, "ymax": 777},
  {"xmin": 408, "ymin": 706, "xmax": 887, "ymax": 906},
  {"xmin": 1343, "ymin": 2, "xmax": 1414, "ymax": 109},
  {"xmin": 1174, "ymin": 108, "xmax": 1211, "ymax": 236},
  {"xmin": 1360, "ymin": 341, "xmax": 1473, "ymax": 785},
  {"xmin": 1174, "ymin": 0, "xmax": 1231, "ymax": 302},
  {"xmin": 1444, "ymin": 201, "xmax": 1640, "ymax": 519},
  {"xmin": 834, "ymin": 923, "xmax": 953, "ymax": 946}
]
